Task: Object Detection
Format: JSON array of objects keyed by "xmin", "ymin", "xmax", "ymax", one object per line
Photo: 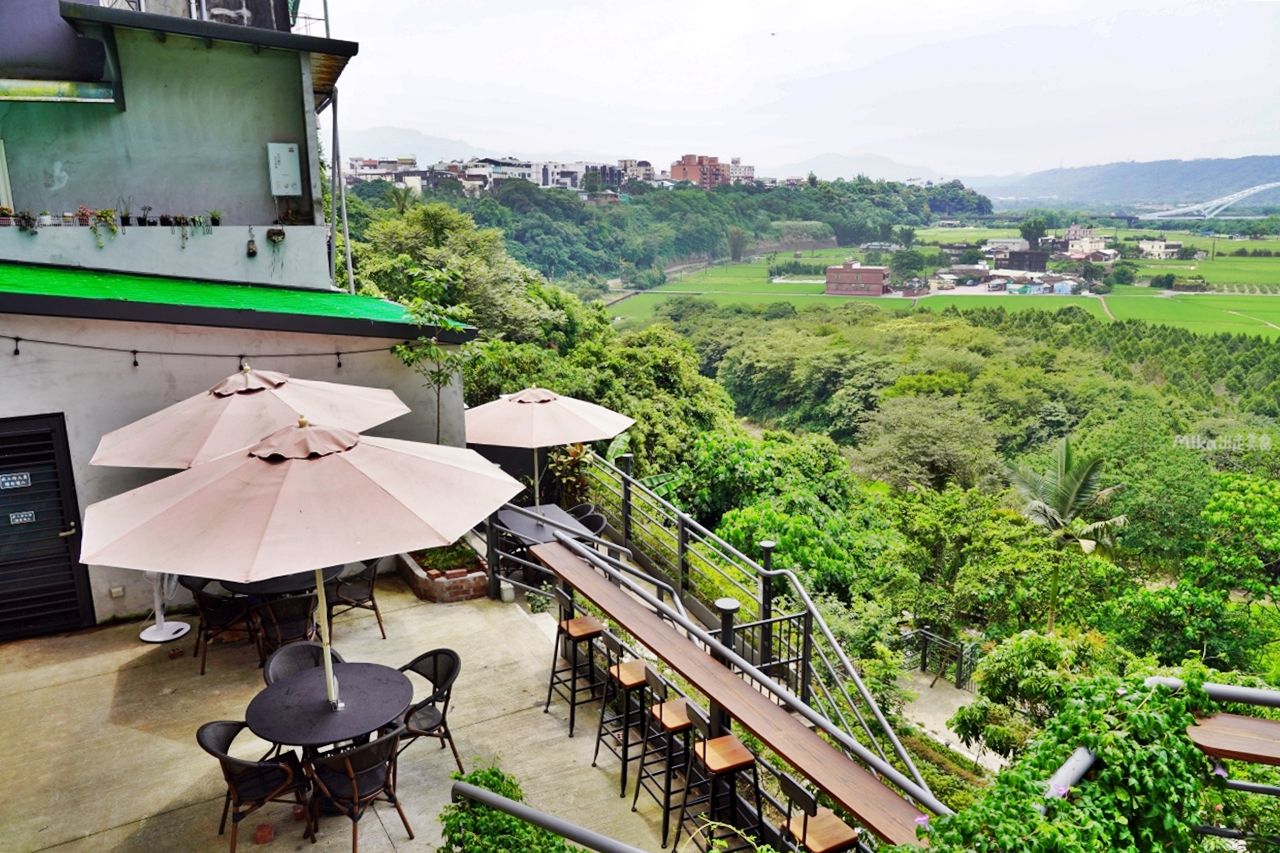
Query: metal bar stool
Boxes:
[
  {"xmin": 543, "ymin": 586, "xmax": 606, "ymax": 736},
  {"xmin": 630, "ymin": 667, "xmax": 693, "ymax": 848},
  {"xmin": 592, "ymin": 634, "xmax": 649, "ymax": 796},
  {"xmin": 778, "ymin": 772, "xmax": 862, "ymax": 853},
  {"xmin": 673, "ymin": 704, "xmax": 765, "ymax": 853}
]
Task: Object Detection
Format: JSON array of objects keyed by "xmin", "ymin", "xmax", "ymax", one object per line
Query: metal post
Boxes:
[
  {"xmin": 618, "ymin": 453, "xmax": 633, "ymax": 545},
  {"xmin": 486, "ymin": 512, "xmax": 500, "ymax": 600},
  {"xmin": 956, "ymin": 643, "xmax": 971, "ymax": 689},
  {"xmin": 759, "ymin": 540, "xmax": 775, "ymax": 676},
  {"xmin": 920, "ymin": 625, "xmax": 930, "ymax": 673},
  {"xmin": 332, "ymin": 90, "xmax": 355, "ymax": 295},
  {"xmin": 328, "ymin": 94, "xmax": 339, "ymax": 288},
  {"xmin": 711, "ymin": 597, "xmax": 740, "ymax": 737},
  {"xmin": 800, "ymin": 609, "xmax": 813, "ymax": 705},
  {"xmin": 676, "ymin": 513, "xmax": 688, "ymax": 602}
]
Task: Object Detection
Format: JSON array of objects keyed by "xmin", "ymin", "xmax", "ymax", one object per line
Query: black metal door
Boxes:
[{"xmin": 0, "ymin": 414, "xmax": 94, "ymax": 641}]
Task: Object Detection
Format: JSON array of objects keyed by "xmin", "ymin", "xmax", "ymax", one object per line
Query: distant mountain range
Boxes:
[
  {"xmin": 340, "ymin": 129, "xmax": 1280, "ymax": 210},
  {"xmin": 966, "ymin": 156, "xmax": 1280, "ymax": 209}
]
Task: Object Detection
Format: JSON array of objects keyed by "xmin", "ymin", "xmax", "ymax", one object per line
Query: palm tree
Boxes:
[
  {"xmin": 1008, "ymin": 437, "xmax": 1127, "ymax": 632},
  {"xmin": 385, "ymin": 185, "xmax": 417, "ymax": 215}
]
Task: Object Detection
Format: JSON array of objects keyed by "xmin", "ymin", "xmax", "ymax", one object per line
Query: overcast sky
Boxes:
[{"xmin": 319, "ymin": 0, "xmax": 1280, "ymax": 177}]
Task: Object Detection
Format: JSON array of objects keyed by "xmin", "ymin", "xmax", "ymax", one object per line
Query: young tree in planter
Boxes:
[{"xmin": 393, "ymin": 265, "xmax": 472, "ymax": 443}]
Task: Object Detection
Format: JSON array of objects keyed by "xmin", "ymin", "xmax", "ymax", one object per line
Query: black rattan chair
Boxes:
[
  {"xmin": 306, "ymin": 725, "xmax": 413, "ymax": 852},
  {"xmin": 192, "ymin": 589, "xmax": 255, "ymax": 676},
  {"xmin": 567, "ymin": 503, "xmax": 596, "ymax": 520},
  {"xmin": 196, "ymin": 720, "xmax": 314, "ymax": 853},
  {"xmin": 252, "ymin": 594, "xmax": 318, "ymax": 664},
  {"xmin": 397, "ymin": 648, "xmax": 463, "ymax": 773},
  {"xmin": 263, "ymin": 641, "xmax": 346, "ymax": 687},
  {"xmin": 578, "ymin": 513, "xmax": 607, "ymax": 537},
  {"xmin": 178, "ymin": 575, "xmax": 212, "ymax": 593},
  {"xmin": 325, "ymin": 561, "xmax": 385, "ymax": 640}
]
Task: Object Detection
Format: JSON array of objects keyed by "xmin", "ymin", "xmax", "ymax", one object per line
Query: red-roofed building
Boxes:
[{"xmin": 825, "ymin": 262, "xmax": 889, "ymax": 296}]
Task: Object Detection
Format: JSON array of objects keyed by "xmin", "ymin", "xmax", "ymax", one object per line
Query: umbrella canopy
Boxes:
[
  {"xmin": 464, "ymin": 387, "xmax": 635, "ymax": 449},
  {"xmin": 90, "ymin": 367, "xmax": 411, "ymax": 469},
  {"xmin": 81, "ymin": 421, "xmax": 522, "ymax": 582}
]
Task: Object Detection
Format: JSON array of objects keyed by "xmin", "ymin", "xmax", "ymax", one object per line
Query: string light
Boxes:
[{"xmin": 3, "ymin": 333, "xmax": 398, "ymax": 364}]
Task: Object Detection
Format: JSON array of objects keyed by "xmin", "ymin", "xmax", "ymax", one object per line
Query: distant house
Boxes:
[
  {"xmin": 1069, "ymin": 237, "xmax": 1107, "ymax": 254},
  {"xmin": 987, "ymin": 280, "xmax": 1007, "ymax": 292},
  {"xmin": 948, "ymin": 263, "xmax": 994, "ymax": 283},
  {"xmin": 1064, "ymin": 224, "xmax": 1093, "ymax": 241},
  {"xmin": 825, "ymin": 261, "xmax": 889, "ymax": 296},
  {"xmin": 998, "ymin": 251, "xmax": 1049, "ymax": 272},
  {"xmin": 986, "ymin": 237, "xmax": 1029, "ymax": 253},
  {"xmin": 1139, "ymin": 239, "xmax": 1184, "ymax": 260},
  {"xmin": 859, "ymin": 242, "xmax": 902, "ymax": 252},
  {"xmin": 1086, "ymin": 249, "xmax": 1120, "ymax": 263}
]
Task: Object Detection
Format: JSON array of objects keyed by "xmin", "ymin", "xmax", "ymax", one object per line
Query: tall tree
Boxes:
[
  {"xmin": 1007, "ymin": 438, "xmax": 1126, "ymax": 632},
  {"xmin": 1018, "ymin": 217, "xmax": 1047, "ymax": 247},
  {"xmin": 727, "ymin": 226, "xmax": 748, "ymax": 261},
  {"xmin": 385, "ymin": 184, "xmax": 418, "ymax": 215}
]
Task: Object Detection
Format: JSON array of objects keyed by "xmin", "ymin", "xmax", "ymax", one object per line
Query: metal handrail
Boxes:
[
  {"xmin": 583, "ymin": 452, "xmax": 931, "ymax": 795},
  {"xmin": 554, "ymin": 531, "xmax": 953, "ymax": 818},
  {"xmin": 557, "ymin": 535, "xmax": 686, "ymax": 617},
  {"xmin": 450, "ymin": 782, "xmax": 650, "ymax": 853},
  {"xmin": 499, "ymin": 502, "xmax": 632, "ymax": 559}
]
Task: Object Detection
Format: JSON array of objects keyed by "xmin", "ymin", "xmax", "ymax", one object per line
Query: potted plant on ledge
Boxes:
[
  {"xmin": 76, "ymin": 205, "xmax": 92, "ymax": 227},
  {"xmin": 206, "ymin": 209, "xmax": 223, "ymax": 227},
  {"xmin": 0, "ymin": 206, "xmax": 12, "ymax": 226}
]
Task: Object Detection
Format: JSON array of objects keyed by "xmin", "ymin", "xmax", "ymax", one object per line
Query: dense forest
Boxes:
[
  {"xmin": 348, "ymin": 194, "xmax": 1280, "ymax": 851},
  {"xmin": 345, "ymin": 175, "xmax": 992, "ymax": 287}
]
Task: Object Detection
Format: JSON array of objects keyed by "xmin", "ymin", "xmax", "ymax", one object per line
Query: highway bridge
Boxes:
[{"xmin": 1136, "ymin": 182, "xmax": 1280, "ymax": 220}]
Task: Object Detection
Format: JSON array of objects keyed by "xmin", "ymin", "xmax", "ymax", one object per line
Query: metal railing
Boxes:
[
  {"xmin": 580, "ymin": 452, "xmax": 932, "ymax": 797},
  {"xmin": 897, "ymin": 627, "xmax": 982, "ymax": 692},
  {"xmin": 450, "ymin": 782, "xmax": 650, "ymax": 853}
]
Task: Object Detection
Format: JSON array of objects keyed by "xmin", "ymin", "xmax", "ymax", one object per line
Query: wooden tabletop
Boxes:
[
  {"xmin": 1187, "ymin": 713, "xmax": 1280, "ymax": 765},
  {"xmin": 531, "ymin": 542, "xmax": 926, "ymax": 848}
]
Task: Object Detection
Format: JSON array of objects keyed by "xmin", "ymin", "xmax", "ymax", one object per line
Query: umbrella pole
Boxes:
[
  {"xmin": 315, "ymin": 567, "xmax": 342, "ymax": 710},
  {"xmin": 533, "ymin": 447, "xmax": 541, "ymax": 515}
]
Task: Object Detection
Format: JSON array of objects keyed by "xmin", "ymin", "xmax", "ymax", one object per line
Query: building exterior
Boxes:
[
  {"xmin": 997, "ymin": 251, "xmax": 1049, "ymax": 272},
  {"xmin": 1064, "ymin": 224, "xmax": 1093, "ymax": 241},
  {"xmin": 670, "ymin": 155, "xmax": 730, "ymax": 190},
  {"xmin": 1069, "ymin": 236, "xmax": 1107, "ymax": 254},
  {"xmin": 1139, "ymin": 239, "xmax": 1184, "ymax": 260},
  {"xmin": 618, "ymin": 159, "xmax": 655, "ymax": 182},
  {"xmin": 986, "ymin": 237, "xmax": 1030, "ymax": 253},
  {"xmin": 825, "ymin": 261, "xmax": 888, "ymax": 296},
  {"xmin": 729, "ymin": 157, "xmax": 754, "ymax": 184},
  {"xmin": 0, "ymin": 2, "xmax": 470, "ymax": 640}
]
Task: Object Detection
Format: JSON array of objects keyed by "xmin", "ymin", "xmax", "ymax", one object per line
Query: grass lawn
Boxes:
[
  {"xmin": 1105, "ymin": 292, "xmax": 1280, "ymax": 337},
  {"xmin": 1135, "ymin": 256, "xmax": 1280, "ymax": 288}
]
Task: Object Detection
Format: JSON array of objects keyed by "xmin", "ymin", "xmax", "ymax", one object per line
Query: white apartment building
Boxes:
[
  {"xmin": 1139, "ymin": 239, "xmax": 1184, "ymax": 260},
  {"xmin": 1069, "ymin": 237, "xmax": 1107, "ymax": 254},
  {"xmin": 618, "ymin": 159, "xmax": 655, "ymax": 182},
  {"xmin": 729, "ymin": 157, "xmax": 755, "ymax": 183}
]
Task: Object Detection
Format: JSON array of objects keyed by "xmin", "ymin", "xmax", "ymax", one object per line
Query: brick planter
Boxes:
[{"xmin": 395, "ymin": 552, "xmax": 490, "ymax": 603}]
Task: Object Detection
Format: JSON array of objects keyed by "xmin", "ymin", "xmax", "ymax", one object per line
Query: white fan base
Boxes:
[{"xmin": 140, "ymin": 620, "xmax": 191, "ymax": 643}]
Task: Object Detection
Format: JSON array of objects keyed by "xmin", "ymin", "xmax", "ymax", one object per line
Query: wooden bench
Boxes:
[
  {"xmin": 1187, "ymin": 713, "xmax": 1280, "ymax": 766},
  {"xmin": 530, "ymin": 542, "xmax": 927, "ymax": 848}
]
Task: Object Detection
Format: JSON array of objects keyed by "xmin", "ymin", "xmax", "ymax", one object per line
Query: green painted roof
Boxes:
[{"xmin": 0, "ymin": 263, "xmax": 414, "ymax": 324}]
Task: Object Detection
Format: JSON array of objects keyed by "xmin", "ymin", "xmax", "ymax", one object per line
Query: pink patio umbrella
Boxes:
[
  {"xmin": 81, "ymin": 420, "xmax": 522, "ymax": 708},
  {"xmin": 464, "ymin": 387, "xmax": 634, "ymax": 511},
  {"xmin": 90, "ymin": 366, "xmax": 411, "ymax": 470}
]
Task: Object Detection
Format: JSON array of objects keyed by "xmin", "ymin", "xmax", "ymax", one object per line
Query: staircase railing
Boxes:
[{"xmin": 582, "ymin": 452, "xmax": 932, "ymax": 796}]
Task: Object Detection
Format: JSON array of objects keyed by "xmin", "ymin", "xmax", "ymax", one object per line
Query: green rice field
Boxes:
[{"xmin": 610, "ymin": 227, "xmax": 1280, "ymax": 336}]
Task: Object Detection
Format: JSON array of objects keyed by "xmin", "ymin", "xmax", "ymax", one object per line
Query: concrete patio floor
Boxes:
[{"xmin": 1, "ymin": 576, "xmax": 668, "ymax": 853}]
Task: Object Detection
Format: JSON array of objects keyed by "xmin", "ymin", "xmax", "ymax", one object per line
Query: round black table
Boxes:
[
  {"xmin": 219, "ymin": 565, "xmax": 345, "ymax": 597},
  {"xmin": 245, "ymin": 662, "xmax": 414, "ymax": 748}
]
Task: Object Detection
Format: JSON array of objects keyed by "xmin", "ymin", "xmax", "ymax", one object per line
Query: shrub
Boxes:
[{"xmin": 437, "ymin": 764, "xmax": 578, "ymax": 853}]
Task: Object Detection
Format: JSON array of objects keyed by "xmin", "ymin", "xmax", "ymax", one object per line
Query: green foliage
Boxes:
[
  {"xmin": 881, "ymin": 370, "xmax": 970, "ymax": 398},
  {"xmin": 1018, "ymin": 217, "xmax": 1047, "ymax": 246},
  {"xmin": 1099, "ymin": 579, "xmax": 1265, "ymax": 671},
  {"xmin": 852, "ymin": 395, "xmax": 1002, "ymax": 492},
  {"xmin": 767, "ymin": 259, "xmax": 828, "ymax": 277},
  {"xmin": 914, "ymin": 675, "xmax": 1212, "ymax": 853},
  {"xmin": 437, "ymin": 764, "xmax": 577, "ymax": 853}
]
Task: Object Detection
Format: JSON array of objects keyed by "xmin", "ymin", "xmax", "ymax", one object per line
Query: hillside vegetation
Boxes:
[{"xmin": 351, "ymin": 197, "xmax": 1280, "ymax": 851}]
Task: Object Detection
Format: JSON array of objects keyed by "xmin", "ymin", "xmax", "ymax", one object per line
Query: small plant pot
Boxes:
[
  {"xmin": 119, "ymin": 215, "xmax": 132, "ymax": 227},
  {"xmin": 43, "ymin": 215, "xmax": 57, "ymax": 227},
  {"xmin": 210, "ymin": 217, "xmax": 221, "ymax": 227},
  {"xmin": 0, "ymin": 217, "xmax": 11, "ymax": 227},
  {"xmin": 148, "ymin": 217, "xmax": 158, "ymax": 227},
  {"xmin": 77, "ymin": 215, "xmax": 90, "ymax": 226},
  {"xmin": 159, "ymin": 215, "xmax": 172, "ymax": 227}
]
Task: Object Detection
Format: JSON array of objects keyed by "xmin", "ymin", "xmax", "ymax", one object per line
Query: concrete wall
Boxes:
[
  {"xmin": 0, "ymin": 27, "xmax": 317, "ymax": 227},
  {"xmin": 0, "ymin": 223, "xmax": 333, "ymax": 289},
  {"xmin": 0, "ymin": 311, "xmax": 465, "ymax": 623}
]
